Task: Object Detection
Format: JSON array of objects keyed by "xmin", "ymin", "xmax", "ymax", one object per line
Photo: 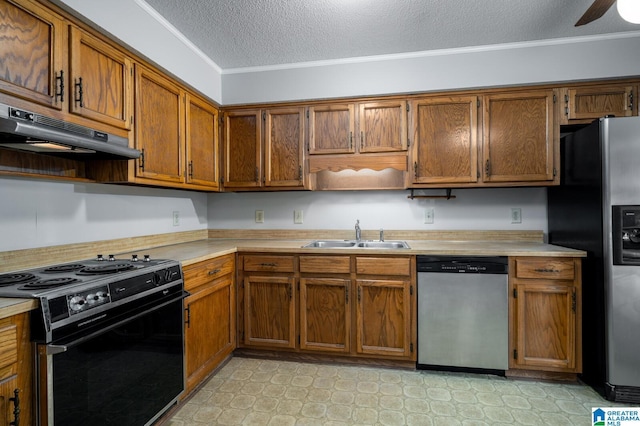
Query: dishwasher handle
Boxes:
[{"xmin": 417, "ymin": 256, "xmax": 508, "ymax": 274}]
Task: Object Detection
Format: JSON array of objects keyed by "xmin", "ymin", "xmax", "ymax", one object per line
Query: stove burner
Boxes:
[
  {"xmin": 43, "ymin": 264, "xmax": 86, "ymax": 273},
  {"xmin": 0, "ymin": 273, "xmax": 37, "ymax": 286},
  {"xmin": 19, "ymin": 277, "xmax": 81, "ymax": 290},
  {"xmin": 77, "ymin": 263, "xmax": 135, "ymax": 275}
]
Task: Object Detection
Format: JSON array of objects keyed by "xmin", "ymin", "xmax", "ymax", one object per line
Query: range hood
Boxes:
[{"xmin": 0, "ymin": 102, "xmax": 140, "ymax": 159}]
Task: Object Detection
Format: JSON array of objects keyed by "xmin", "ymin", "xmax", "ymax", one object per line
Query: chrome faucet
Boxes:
[
  {"xmin": 379, "ymin": 228, "xmax": 384, "ymax": 242},
  {"xmin": 355, "ymin": 220, "xmax": 361, "ymax": 241}
]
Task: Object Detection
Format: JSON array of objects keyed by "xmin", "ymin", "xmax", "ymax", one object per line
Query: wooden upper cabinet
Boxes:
[
  {"xmin": 482, "ymin": 90, "xmax": 556, "ymax": 183},
  {"xmin": 560, "ymin": 84, "xmax": 636, "ymax": 124},
  {"xmin": 309, "ymin": 103, "xmax": 356, "ymax": 154},
  {"xmin": 0, "ymin": 0, "xmax": 65, "ymax": 109},
  {"xmin": 409, "ymin": 96, "xmax": 479, "ymax": 185},
  {"xmin": 224, "ymin": 110, "xmax": 261, "ymax": 188},
  {"xmin": 134, "ymin": 64, "xmax": 184, "ymax": 183},
  {"xmin": 265, "ymin": 107, "xmax": 305, "ymax": 187},
  {"xmin": 186, "ymin": 94, "xmax": 219, "ymax": 189},
  {"xmin": 68, "ymin": 26, "xmax": 132, "ymax": 130},
  {"xmin": 358, "ymin": 100, "xmax": 407, "ymax": 153}
]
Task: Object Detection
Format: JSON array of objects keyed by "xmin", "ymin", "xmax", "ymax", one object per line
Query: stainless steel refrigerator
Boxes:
[{"xmin": 548, "ymin": 116, "xmax": 640, "ymax": 403}]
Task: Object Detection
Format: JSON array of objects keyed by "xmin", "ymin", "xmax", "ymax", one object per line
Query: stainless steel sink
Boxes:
[
  {"xmin": 356, "ymin": 241, "xmax": 411, "ymax": 249},
  {"xmin": 302, "ymin": 240, "xmax": 410, "ymax": 249},
  {"xmin": 302, "ymin": 240, "xmax": 357, "ymax": 248}
]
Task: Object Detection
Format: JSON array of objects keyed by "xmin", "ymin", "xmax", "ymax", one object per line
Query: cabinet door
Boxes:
[
  {"xmin": 68, "ymin": 26, "xmax": 132, "ymax": 129},
  {"xmin": 0, "ymin": 0, "xmax": 65, "ymax": 109},
  {"xmin": 483, "ymin": 90, "xmax": 556, "ymax": 183},
  {"xmin": 299, "ymin": 278, "xmax": 350, "ymax": 353},
  {"xmin": 134, "ymin": 65, "xmax": 184, "ymax": 183},
  {"xmin": 186, "ymin": 94, "xmax": 219, "ymax": 189},
  {"xmin": 358, "ymin": 100, "xmax": 407, "ymax": 153},
  {"xmin": 224, "ymin": 110, "xmax": 262, "ymax": 188},
  {"xmin": 564, "ymin": 85, "xmax": 635, "ymax": 122},
  {"xmin": 356, "ymin": 279, "xmax": 411, "ymax": 358},
  {"xmin": 0, "ymin": 375, "xmax": 19, "ymax": 426},
  {"xmin": 264, "ymin": 107, "xmax": 304, "ymax": 187},
  {"xmin": 184, "ymin": 276, "xmax": 235, "ymax": 395},
  {"xmin": 512, "ymin": 282, "xmax": 576, "ymax": 370},
  {"xmin": 243, "ymin": 275, "xmax": 296, "ymax": 348},
  {"xmin": 409, "ymin": 96, "xmax": 479, "ymax": 185},
  {"xmin": 308, "ymin": 104, "xmax": 355, "ymax": 154}
]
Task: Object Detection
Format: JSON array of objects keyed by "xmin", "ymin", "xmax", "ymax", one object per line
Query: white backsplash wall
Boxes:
[
  {"xmin": 0, "ymin": 177, "xmax": 208, "ymax": 252},
  {"xmin": 208, "ymin": 188, "xmax": 547, "ymax": 234}
]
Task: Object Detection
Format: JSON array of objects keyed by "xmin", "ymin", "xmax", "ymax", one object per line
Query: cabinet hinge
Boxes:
[
  {"xmin": 513, "ymin": 288, "xmax": 517, "ymax": 298},
  {"xmin": 306, "ymin": 109, "xmax": 309, "ymax": 118},
  {"xmin": 219, "ymin": 116, "xmax": 224, "ymax": 125},
  {"xmin": 513, "ymin": 349, "xmax": 518, "ymax": 359},
  {"xmin": 477, "ymin": 99, "xmax": 481, "ymax": 108},
  {"xmin": 410, "ymin": 342, "xmax": 414, "ymax": 353},
  {"xmin": 298, "ymin": 335, "xmax": 301, "ymax": 345},
  {"xmin": 571, "ymin": 290, "xmax": 577, "ymax": 313},
  {"xmin": 407, "ymin": 138, "xmax": 410, "ymax": 148},
  {"xmin": 406, "ymin": 103, "xmax": 410, "ymax": 112},
  {"xmin": 553, "ymin": 94, "xmax": 557, "ymax": 103},
  {"xmin": 410, "ymin": 285, "xmax": 413, "ymax": 296},
  {"xmin": 130, "ymin": 68, "xmax": 133, "ymax": 76},
  {"xmin": 553, "ymin": 167, "xmax": 557, "ymax": 177},
  {"xmin": 262, "ymin": 111, "xmax": 266, "ymax": 120},
  {"xmin": 220, "ymin": 176, "xmax": 225, "ymax": 185}
]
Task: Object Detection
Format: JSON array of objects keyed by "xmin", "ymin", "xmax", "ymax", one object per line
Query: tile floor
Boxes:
[{"xmin": 166, "ymin": 357, "xmax": 633, "ymax": 426}]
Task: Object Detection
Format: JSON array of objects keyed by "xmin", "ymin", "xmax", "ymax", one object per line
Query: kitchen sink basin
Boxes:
[
  {"xmin": 302, "ymin": 240, "xmax": 410, "ymax": 249},
  {"xmin": 356, "ymin": 241, "xmax": 410, "ymax": 249},
  {"xmin": 303, "ymin": 240, "xmax": 357, "ymax": 248}
]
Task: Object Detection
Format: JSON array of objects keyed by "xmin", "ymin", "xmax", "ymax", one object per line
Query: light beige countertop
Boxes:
[
  {"xmin": 0, "ymin": 233, "xmax": 586, "ymax": 318},
  {"xmin": 118, "ymin": 238, "xmax": 586, "ymax": 267}
]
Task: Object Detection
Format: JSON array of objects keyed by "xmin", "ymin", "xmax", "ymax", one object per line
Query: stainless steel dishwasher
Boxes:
[{"xmin": 417, "ymin": 256, "xmax": 509, "ymax": 373}]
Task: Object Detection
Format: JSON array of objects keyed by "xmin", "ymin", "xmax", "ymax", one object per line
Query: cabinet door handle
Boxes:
[
  {"xmin": 74, "ymin": 77, "xmax": 84, "ymax": 107},
  {"xmin": 55, "ymin": 70, "xmax": 64, "ymax": 103},
  {"xmin": 208, "ymin": 268, "xmax": 221, "ymax": 275},
  {"xmin": 188, "ymin": 161, "xmax": 194, "ymax": 178},
  {"xmin": 345, "ymin": 286, "xmax": 349, "ymax": 304},
  {"xmin": 414, "ymin": 161, "xmax": 418, "ymax": 178},
  {"xmin": 360, "ymin": 131, "xmax": 364, "ymax": 149},
  {"xmin": 139, "ymin": 149, "xmax": 145, "ymax": 171},
  {"xmin": 485, "ymin": 159, "xmax": 491, "ymax": 177},
  {"xmin": 288, "ymin": 283, "xmax": 292, "ymax": 299},
  {"xmin": 255, "ymin": 167, "xmax": 259, "ymax": 182},
  {"xmin": 9, "ymin": 388, "xmax": 19, "ymax": 426},
  {"xmin": 298, "ymin": 165, "xmax": 302, "ymax": 181},
  {"xmin": 357, "ymin": 287, "xmax": 361, "ymax": 303},
  {"xmin": 349, "ymin": 132, "xmax": 353, "ymax": 150},
  {"xmin": 260, "ymin": 263, "xmax": 277, "ymax": 267},
  {"xmin": 185, "ymin": 305, "xmax": 191, "ymax": 328}
]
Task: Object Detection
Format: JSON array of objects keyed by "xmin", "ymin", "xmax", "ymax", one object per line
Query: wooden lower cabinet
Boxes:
[
  {"xmin": 239, "ymin": 253, "xmax": 416, "ymax": 362},
  {"xmin": 300, "ymin": 277, "xmax": 351, "ymax": 353},
  {"xmin": 509, "ymin": 257, "xmax": 582, "ymax": 375},
  {"xmin": 183, "ymin": 254, "xmax": 236, "ymax": 396},
  {"xmin": 356, "ymin": 279, "xmax": 412, "ymax": 358},
  {"xmin": 0, "ymin": 313, "xmax": 32, "ymax": 426}
]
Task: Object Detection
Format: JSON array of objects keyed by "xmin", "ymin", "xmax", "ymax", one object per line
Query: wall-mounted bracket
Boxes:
[{"xmin": 407, "ymin": 188, "xmax": 456, "ymax": 200}]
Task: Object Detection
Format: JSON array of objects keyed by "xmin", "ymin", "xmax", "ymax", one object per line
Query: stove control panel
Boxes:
[{"xmin": 67, "ymin": 285, "xmax": 111, "ymax": 315}]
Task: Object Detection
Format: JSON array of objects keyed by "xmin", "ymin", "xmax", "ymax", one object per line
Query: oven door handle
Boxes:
[
  {"xmin": 46, "ymin": 344, "xmax": 68, "ymax": 355},
  {"xmin": 44, "ymin": 290, "xmax": 189, "ymax": 354}
]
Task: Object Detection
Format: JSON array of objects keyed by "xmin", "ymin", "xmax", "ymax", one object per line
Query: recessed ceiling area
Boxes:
[{"xmin": 142, "ymin": 0, "xmax": 639, "ymax": 70}]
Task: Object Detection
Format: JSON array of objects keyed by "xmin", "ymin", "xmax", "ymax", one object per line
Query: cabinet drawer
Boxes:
[
  {"xmin": 184, "ymin": 254, "xmax": 235, "ymax": 291},
  {"xmin": 243, "ymin": 255, "xmax": 295, "ymax": 273},
  {"xmin": 514, "ymin": 258, "xmax": 575, "ymax": 280},
  {"xmin": 0, "ymin": 319, "xmax": 18, "ymax": 376},
  {"xmin": 356, "ymin": 257, "xmax": 411, "ymax": 276},
  {"xmin": 300, "ymin": 256, "xmax": 351, "ymax": 274}
]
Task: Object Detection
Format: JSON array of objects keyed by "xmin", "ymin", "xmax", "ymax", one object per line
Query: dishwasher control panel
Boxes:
[{"xmin": 417, "ymin": 256, "xmax": 508, "ymax": 274}]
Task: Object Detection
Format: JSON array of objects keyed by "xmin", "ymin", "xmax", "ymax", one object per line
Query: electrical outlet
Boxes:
[
  {"xmin": 294, "ymin": 210, "xmax": 303, "ymax": 224},
  {"xmin": 511, "ymin": 208, "xmax": 522, "ymax": 224},
  {"xmin": 255, "ymin": 210, "xmax": 264, "ymax": 223},
  {"xmin": 424, "ymin": 208, "xmax": 434, "ymax": 224},
  {"xmin": 172, "ymin": 211, "xmax": 180, "ymax": 226}
]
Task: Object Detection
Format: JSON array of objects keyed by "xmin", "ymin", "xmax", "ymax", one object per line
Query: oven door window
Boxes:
[{"xmin": 46, "ymin": 299, "xmax": 184, "ymax": 426}]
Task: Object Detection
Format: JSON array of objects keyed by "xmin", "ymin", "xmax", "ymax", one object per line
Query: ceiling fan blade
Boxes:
[{"xmin": 575, "ymin": 0, "xmax": 617, "ymax": 26}]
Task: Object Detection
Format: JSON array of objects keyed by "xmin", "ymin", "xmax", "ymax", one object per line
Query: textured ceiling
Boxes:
[{"xmin": 142, "ymin": 0, "xmax": 639, "ymax": 70}]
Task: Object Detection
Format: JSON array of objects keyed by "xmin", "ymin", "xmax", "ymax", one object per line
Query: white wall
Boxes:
[
  {"xmin": 208, "ymin": 188, "xmax": 547, "ymax": 234},
  {"xmin": 222, "ymin": 33, "xmax": 640, "ymax": 104},
  {"xmin": 0, "ymin": 177, "xmax": 207, "ymax": 252},
  {"xmin": 53, "ymin": 0, "xmax": 222, "ymax": 103}
]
